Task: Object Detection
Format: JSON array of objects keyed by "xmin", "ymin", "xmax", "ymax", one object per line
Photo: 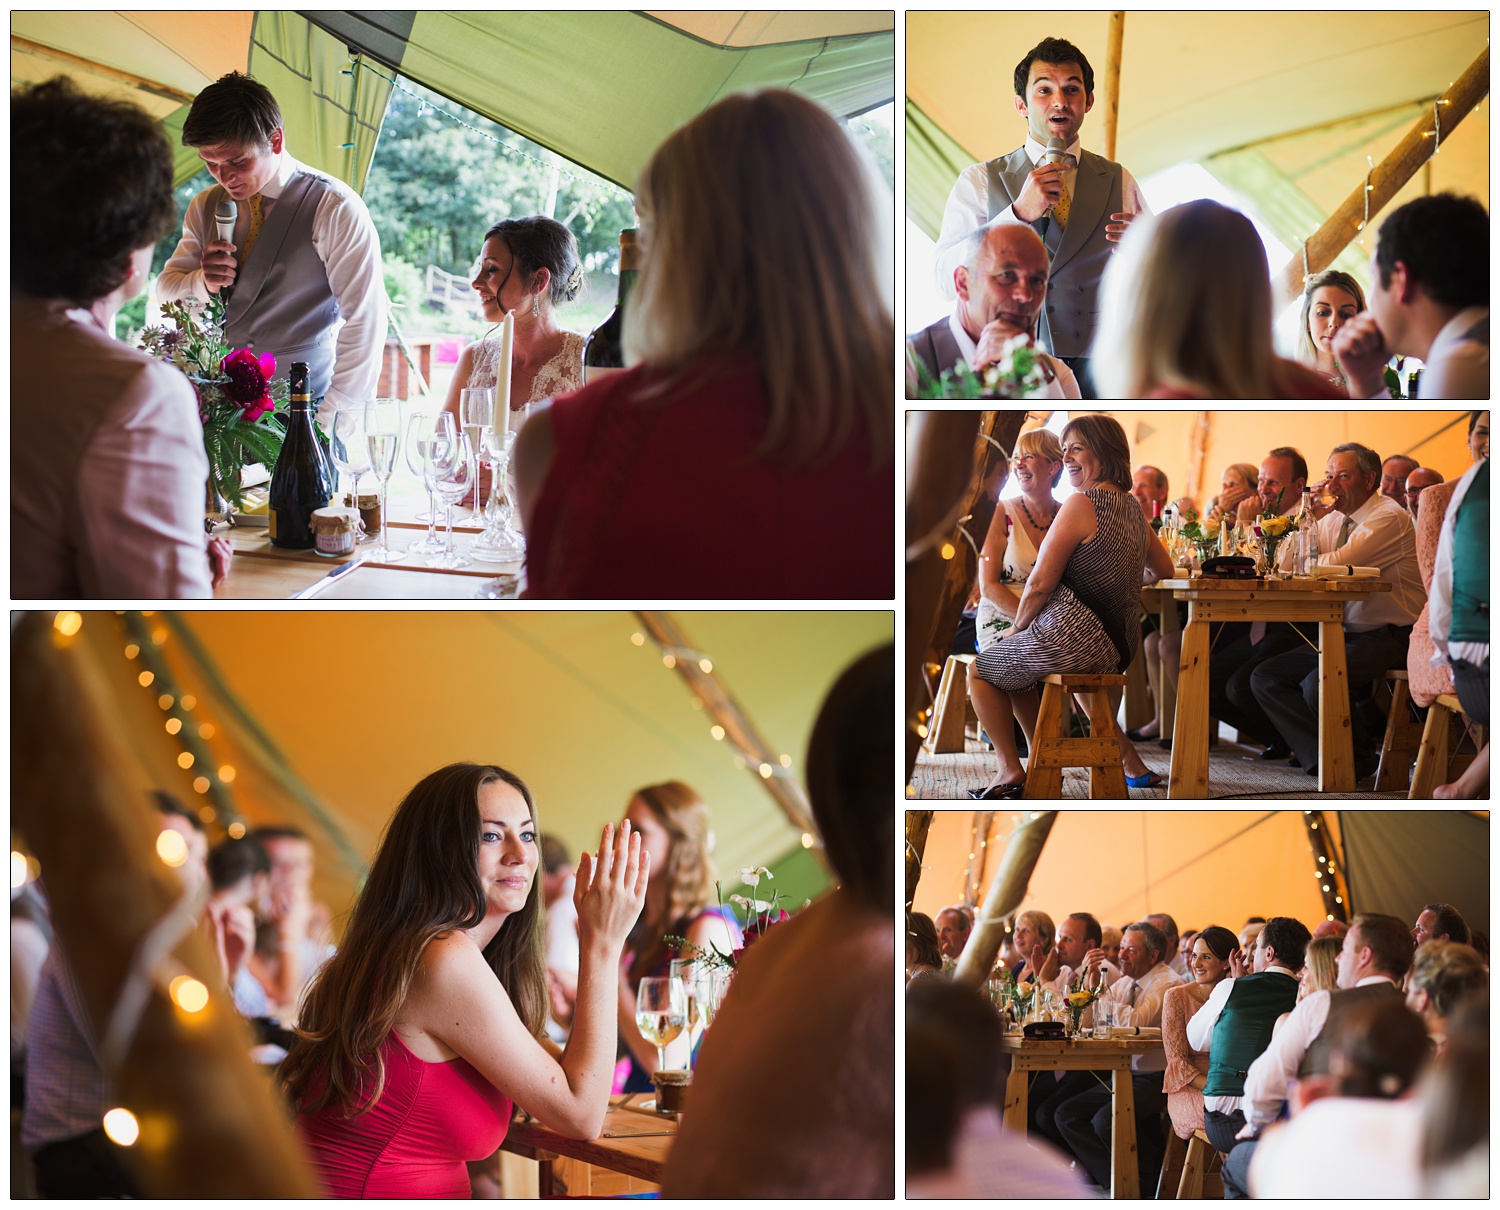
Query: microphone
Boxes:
[
  {"xmin": 1044, "ymin": 135, "xmax": 1068, "ymax": 166},
  {"xmin": 214, "ymin": 197, "xmax": 237, "ymax": 305}
]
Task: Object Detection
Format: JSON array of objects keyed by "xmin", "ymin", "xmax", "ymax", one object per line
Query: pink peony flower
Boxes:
[{"xmin": 221, "ymin": 348, "xmax": 277, "ymax": 414}]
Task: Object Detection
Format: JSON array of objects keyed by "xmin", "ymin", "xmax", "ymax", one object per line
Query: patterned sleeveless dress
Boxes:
[
  {"xmin": 973, "ymin": 487, "xmax": 1149, "ymax": 692},
  {"xmin": 467, "ymin": 329, "xmax": 585, "ymax": 405}
]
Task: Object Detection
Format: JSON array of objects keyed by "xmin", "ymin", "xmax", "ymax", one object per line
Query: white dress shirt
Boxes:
[
  {"xmin": 158, "ymin": 151, "xmax": 385, "ymax": 421},
  {"xmin": 1104, "ymin": 961, "xmax": 1184, "ymax": 1072},
  {"xmin": 1248, "ymin": 1096, "xmax": 1424, "ymax": 1198},
  {"xmin": 1184, "ymin": 967, "xmax": 1298, "ymax": 1114},
  {"xmin": 1240, "ymin": 975, "xmax": 1399, "ymax": 1132},
  {"xmin": 933, "ymin": 135, "xmax": 1150, "ymax": 300},
  {"xmin": 945, "ymin": 312, "xmax": 1081, "ymax": 398},
  {"xmin": 1317, "ymin": 492, "xmax": 1424, "ymax": 629},
  {"xmin": 1428, "ymin": 456, "xmax": 1489, "ymax": 668}
]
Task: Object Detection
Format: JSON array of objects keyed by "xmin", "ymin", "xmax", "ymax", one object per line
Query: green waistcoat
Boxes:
[
  {"xmin": 1203, "ymin": 972, "xmax": 1300, "ymax": 1099},
  {"xmin": 1450, "ymin": 460, "xmax": 1489, "ymax": 644}
]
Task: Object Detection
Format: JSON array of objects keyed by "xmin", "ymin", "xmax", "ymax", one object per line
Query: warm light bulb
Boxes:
[
  {"xmin": 177, "ymin": 752, "xmax": 195, "ymax": 769},
  {"xmin": 663, "ymin": 654, "xmax": 676, "ymax": 669},
  {"xmin": 630, "ymin": 632, "xmax": 646, "ymax": 646},
  {"xmin": 778, "ymin": 754, "xmax": 792, "ymax": 768},
  {"xmin": 11, "ymin": 851, "xmax": 29, "ymax": 890},
  {"xmin": 800, "ymin": 833, "xmax": 815, "ymax": 849},
  {"xmin": 180, "ymin": 695, "xmax": 197, "ymax": 711},
  {"xmin": 710, "ymin": 725, "xmax": 726, "ymax": 741},
  {"xmin": 698, "ymin": 658, "xmax": 713, "ymax": 673},
  {"xmin": 758, "ymin": 763, "xmax": 773, "ymax": 778},
  {"xmin": 102, "ymin": 1108, "xmax": 140, "ymax": 1147},
  {"xmin": 53, "ymin": 612, "xmax": 83, "ymax": 637},
  {"xmin": 198, "ymin": 723, "xmax": 215, "ymax": 739},
  {"xmin": 197, "ymin": 806, "xmax": 216, "ymax": 824},
  {"xmin": 193, "ymin": 776, "xmax": 211, "ymax": 794},
  {"xmin": 124, "ymin": 643, "xmax": 140, "ymax": 659},
  {"xmin": 156, "ymin": 830, "xmax": 188, "ymax": 867},
  {"xmin": 169, "ymin": 975, "xmax": 209, "ymax": 1013},
  {"xmin": 158, "ymin": 694, "xmax": 174, "ymax": 710},
  {"xmin": 151, "ymin": 627, "xmax": 168, "ymax": 646},
  {"xmin": 165, "ymin": 718, "xmax": 182, "ymax": 735},
  {"xmin": 940, "ymin": 543, "xmax": 956, "ymax": 560},
  {"xmin": 138, "ymin": 671, "xmax": 155, "ymax": 687},
  {"xmin": 218, "ymin": 765, "xmax": 236, "ymax": 784},
  {"xmin": 227, "ymin": 822, "xmax": 246, "ymax": 839}
]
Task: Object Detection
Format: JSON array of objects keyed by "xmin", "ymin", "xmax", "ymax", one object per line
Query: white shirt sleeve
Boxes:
[
  {"xmin": 1185, "ymin": 975, "xmax": 1234, "ymax": 1052},
  {"xmin": 79, "ymin": 360, "xmax": 214, "ymax": 598},
  {"xmin": 311, "ymin": 184, "xmax": 387, "ymax": 419},
  {"xmin": 1242, "ymin": 988, "xmax": 1330, "ymax": 1131},
  {"xmin": 157, "ymin": 190, "xmax": 215, "ymax": 304},
  {"xmin": 1121, "ymin": 167, "xmax": 1152, "ymax": 217}
]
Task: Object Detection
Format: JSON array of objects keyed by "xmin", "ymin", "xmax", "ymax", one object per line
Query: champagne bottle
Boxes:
[
  {"xmin": 582, "ymin": 228, "xmax": 641, "ymax": 383},
  {"xmin": 268, "ymin": 362, "xmax": 334, "ymax": 548},
  {"xmin": 1150, "ymin": 499, "xmax": 1163, "ymax": 533}
]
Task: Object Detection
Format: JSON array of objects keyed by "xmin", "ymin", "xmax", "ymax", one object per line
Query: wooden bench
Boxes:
[
  {"xmin": 1024, "ymin": 673, "xmax": 1129, "ymax": 798},
  {"xmin": 1409, "ymin": 692, "xmax": 1485, "ymax": 799}
]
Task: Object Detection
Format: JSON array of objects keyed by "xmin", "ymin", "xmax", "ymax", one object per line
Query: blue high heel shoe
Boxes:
[{"xmin": 1126, "ymin": 771, "xmax": 1164, "ymax": 789}]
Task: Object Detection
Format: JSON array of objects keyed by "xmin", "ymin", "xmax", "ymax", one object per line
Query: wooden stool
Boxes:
[
  {"xmin": 1375, "ymin": 670, "xmax": 1427, "ymax": 791},
  {"xmin": 1157, "ymin": 1129, "xmax": 1187, "ymax": 1199},
  {"xmin": 924, "ymin": 654, "xmax": 975, "ymax": 754},
  {"xmin": 1409, "ymin": 692, "xmax": 1485, "ymax": 799},
  {"xmin": 1177, "ymin": 1129, "xmax": 1221, "ymax": 1199},
  {"xmin": 1024, "ymin": 673, "xmax": 1129, "ymax": 799}
]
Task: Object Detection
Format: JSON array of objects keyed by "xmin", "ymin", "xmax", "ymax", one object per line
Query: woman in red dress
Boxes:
[
  {"xmin": 516, "ymin": 89, "xmax": 894, "ymax": 599},
  {"xmin": 283, "ymin": 764, "xmax": 646, "ymax": 1197}
]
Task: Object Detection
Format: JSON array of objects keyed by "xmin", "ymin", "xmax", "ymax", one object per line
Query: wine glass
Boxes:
[
  {"xmin": 404, "ymin": 410, "xmax": 455, "ymax": 556},
  {"xmin": 363, "ymin": 399, "xmax": 406, "ymax": 562},
  {"xmin": 459, "ymin": 388, "xmax": 495, "ymax": 517},
  {"xmin": 331, "ymin": 407, "xmax": 372, "ymax": 537},
  {"xmin": 635, "ymin": 975, "xmax": 688, "ymax": 1075},
  {"xmin": 471, "ymin": 398, "xmax": 534, "ymax": 598},
  {"xmin": 427, "ymin": 431, "xmax": 476, "ymax": 569}
]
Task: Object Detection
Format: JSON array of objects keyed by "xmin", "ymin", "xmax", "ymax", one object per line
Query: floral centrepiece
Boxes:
[
  {"xmin": 1250, "ymin": 490, "xmax": 1292, "ymax": 576},
  {"xmin": 664, "ymin": 866, "xmax": 801, "ymax": 972},
  {"xmin": 140, "ymin": 295, "xmax": 287, "ymax": 509},
  {"xmin": 916, "ymin": 335, "xmax": 1059, "ymax": 399},
  {"xmin": 1176, "ymin": 505, "xmax": 1222, "ymax": 567},
  {"xmin": 1064, "ymin": 972, "xmax": 1103, "ymax": 1036}
]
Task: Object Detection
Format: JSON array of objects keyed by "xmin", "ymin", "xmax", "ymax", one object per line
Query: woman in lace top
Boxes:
[{"xmin": 443, "ymin": 216, "xmax": 587, "ymax": 426}]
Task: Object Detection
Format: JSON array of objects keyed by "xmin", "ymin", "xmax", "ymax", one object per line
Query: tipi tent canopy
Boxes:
[
  {"xmin": 12, "ymin": 11, "xmax": 896, "ymax": 193},
  {"xmin": 910, "ymin": 809, "xmax": 1489, "ymax": 948},
  {"xmin": 907, "ymin": 11, "xmax": 1488, "ymax": 286}
]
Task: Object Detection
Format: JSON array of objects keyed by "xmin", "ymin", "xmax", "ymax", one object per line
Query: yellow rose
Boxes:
[
  {"xmin": 1016, "ymin": 981, "xmax": 1033, "ymax": 996},
  {"xmin": 1260, "ymin": 515, "xmax": 1293, "ymax": 538},
  {"xmin": 1068, "ymin": 990, "xmax": 1092, "ymax": 1006}
]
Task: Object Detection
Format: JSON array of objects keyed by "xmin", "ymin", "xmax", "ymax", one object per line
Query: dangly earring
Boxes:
[{"xmin": 532, "ymin": 293, "xmax": 540, "ymax": 318}]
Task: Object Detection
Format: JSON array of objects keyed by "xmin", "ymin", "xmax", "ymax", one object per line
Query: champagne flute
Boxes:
[
  {"xmin": 404, "ymin": 410, "xmax": 454, "ymax": 556},
  {"xmin": 459, "ymin": 387, "xmax": 495, "ymax": 516},
  {"xmin": 363, "ymin": 399, "xmax": 406, "ymax": 562},
  {"xmin": 331, "ymin": 406, "xmax": 372, "ymax": 537},
  {"xmin": 635, "ymin": 975, "xmax": 688, "ymax": 1075},
  {"xmin": 471, "ymin": 397, "xmax": 534, "ymax": 596},
  {"xmin": 427, "ymin": 431, "xmax": 476, "ymax": 569}
]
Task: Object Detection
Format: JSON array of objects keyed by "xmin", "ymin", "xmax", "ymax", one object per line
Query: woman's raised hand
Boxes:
[{"xmin": 574, "ymin": 821, "xmax": 648, "ymax": 950}]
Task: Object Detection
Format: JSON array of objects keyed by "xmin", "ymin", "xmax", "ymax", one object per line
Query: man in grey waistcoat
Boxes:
[
  {"xmin": 933, "ymin": 37, "xmax": 1149, "ymax": 398},
  {"xmin": 159, "ymin": 72, "xmax": 384, "ymax": 426}
]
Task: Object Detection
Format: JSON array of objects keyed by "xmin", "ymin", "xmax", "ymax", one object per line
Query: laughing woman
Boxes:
[
  {"xmin": 966, "ymin": 413, "xmax": 1174, "ymax": 798},
  {"xmin": 975, "ymin": 429, "xmax": 1066, "ymax": 653},
  {"xmin": 284, "ymin": 764, "xmax": 646, "ymax": 1198}
]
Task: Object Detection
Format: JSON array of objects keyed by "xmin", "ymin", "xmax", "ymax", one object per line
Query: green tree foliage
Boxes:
[{"xmin": 364, "ymin": 82, "xmax": 636, "ymax": 280}]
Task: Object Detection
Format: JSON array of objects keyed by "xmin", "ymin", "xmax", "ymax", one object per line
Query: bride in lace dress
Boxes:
[{"xmin": 443, "ymin": 216, "xmax": 587, "ymax": 426}]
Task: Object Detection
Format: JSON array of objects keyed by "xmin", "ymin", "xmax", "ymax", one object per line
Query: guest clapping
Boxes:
[
  {"xmin": 12, "ymin": 79, "xmax": 221, "ymax": 597},
  {"xmin": 976, "ymin": 430, "xmax": 1066, "ymax": 651},
  {"xmin": 285, "ymin": 764, "xmax": 647, "ymax": 1197},
  {"xmin": 516, "ymin": 89, "xmax": 893, "ymax": 598},
  {"xmin": 1332, "ymin": 194, "xmax": 1488, "ymax": 399},
  {"xmin": 1092, "ymin": 200, "xmax": 1346, "ymax": 399},
  {"xmin": 967, "ymin": 413, "xmax": 1173, "ymax": 797}
]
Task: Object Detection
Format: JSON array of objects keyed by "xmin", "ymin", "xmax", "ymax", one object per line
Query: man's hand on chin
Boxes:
[
  {"xmin": 1331, "ymin": 314, "xmax": 1391, "ymax": 398},
  {"xmin": 973, "ymin": 316, "xmax": 1034, "ymax": 372}
]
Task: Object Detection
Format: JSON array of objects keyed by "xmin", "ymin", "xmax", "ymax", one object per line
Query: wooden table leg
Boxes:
[
  {"xmin": 1158, "ymin": 601, "xmax": 1180, "ymax": 741},
  {"xmin": 1318, "ymin": 619, "xmax": 1354, "ymax": 791},
  {"xmin": 1003, "ymin": 1061, "xmax": 1031, "ymax": 1135},
  {"xmin": 1110, "ymin": 1064, "xmax": 1139, "ymax": 1199},
  {"xmin": 1169, "ymin": 609, "xmax": 1211, "ymax": 798}
]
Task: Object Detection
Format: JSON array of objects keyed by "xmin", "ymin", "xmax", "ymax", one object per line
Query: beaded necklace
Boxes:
[{"xmin": 1018, "ymin": 496, "xmax": 1056, "ymax": 532}]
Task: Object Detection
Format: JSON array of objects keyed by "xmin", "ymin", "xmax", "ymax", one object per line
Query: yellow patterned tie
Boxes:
[
  {"xmin": 240, "ymin": 193, "xmax": 265, "ymax": 265},
  {"xmin": 1052, "ymin": 175, "xmax": 1072, "ymax": 231}
]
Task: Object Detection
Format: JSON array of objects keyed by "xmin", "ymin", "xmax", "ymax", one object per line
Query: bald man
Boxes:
[
  {"xmin": 908, "ymin": 222, "xmax": 1080, "ymax": 398},
  {"xmin": 1405, "ymin": 467, "xmax": 1444, "ymax": 519}
]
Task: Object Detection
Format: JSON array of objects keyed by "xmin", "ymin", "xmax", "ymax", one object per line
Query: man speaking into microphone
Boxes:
[{"xmin": 933, "ymin": 37, "xmax": 1149, "ymax": 397}]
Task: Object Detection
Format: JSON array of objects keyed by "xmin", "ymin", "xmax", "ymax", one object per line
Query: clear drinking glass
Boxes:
[
  {"xmin": 636, "ymin": 975, "xmax": 689, "ymax": 1074},
  {"xmin": 471, "ymin": 397, "xmax": 534, "ymax": 598},
  {"xmin": 405, "ymin": 410, "xmax": 455, "ymax": 556},
  {"xmin": 427, "ymin": 431, "xmax": 476, "ymax": 569},
  {"xmin": 459, "ymin": 387, "xmax": 495, "ymax": 516},
  {"xmin": 363, "ymin": 399, "xmax": 406, "ymax": 562},
  {"xmin": 331, "ymin": 406, "xmax": 372, "ymax": 532}
]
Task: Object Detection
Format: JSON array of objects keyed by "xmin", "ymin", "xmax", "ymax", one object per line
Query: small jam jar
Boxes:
[{"xmin": 310, "ymin": 507, "xmax": 360, "ymax": 557}]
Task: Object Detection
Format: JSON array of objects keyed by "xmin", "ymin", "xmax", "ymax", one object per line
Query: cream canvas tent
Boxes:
[
  {"xmin": 12, "ymin": 11, "xmax": 895, "ymax": 193},
  {"xmin": 909, "ymin": 809, "xmax": 1489, "ymax": 950},
  {"xmin": 20, "ymin": 610, "xmax": 893, "ymax": 924},
  {"xmin": 907, "ymin": 11, "xmax": 1488, "ymax": 297}
]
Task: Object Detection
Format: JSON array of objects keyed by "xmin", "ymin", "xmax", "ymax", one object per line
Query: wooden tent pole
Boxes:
[
  {"xmin": 905, "ymin": 810, "xmax": 933, "ymax": 911},
  {"xmin": 1272, "ymin": 46, "xmax": 1489, "ymax": 308},
  {"xmin": 905, "ymin": 411, "xmax": 1027, "ymax": 782},
  {"xmin": 11, "ymin": 36, "xmax": 196, "ymax": 105},
  {"xmin": 964, "ymin": 811, "xmax": 994, "ymax": 908},
  {"xmin": 634, "ymin": 611, "xmax": 818, "ymax": 840},
  {"xmin": 954, "ymin": 810, "xmax": 1057, "ymax": 987},
  {"xmin": 1101, "ymin": 12, "xmax": 1126, "ymax": 163},
  {"xmin": 11, "ymin": 613, "xmax": 319, "ymax": 1197},
  {"xmin": 1302, "ymin": 811, "xmax": 1351, "ymax": 922}
]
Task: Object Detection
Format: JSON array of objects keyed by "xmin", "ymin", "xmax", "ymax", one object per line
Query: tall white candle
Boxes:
[{"xmin": 496, "ymin": 310, "xmax": 514, "ymax": 419}]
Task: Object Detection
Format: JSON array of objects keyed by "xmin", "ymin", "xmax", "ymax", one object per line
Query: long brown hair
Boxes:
[
  {"xmin": 627, "ymin": 781, "xmax": 718, "ymax": 982},
  {"xmin": 280, "ymin": 763, "xmax": 547, "ymax": 1117},
  {"xmin": 622, "ymin": 89, "xmax": 893, "ymax": 470}
]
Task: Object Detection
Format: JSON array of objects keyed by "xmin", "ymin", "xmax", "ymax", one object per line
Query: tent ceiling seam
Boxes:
[
  {"xmin": 249, "ymin": 36, "xmax": 382, "ymax": 136},
  {"xmin": 635, "ymin": 11, "xmax": 891, "ymax": 52}
]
